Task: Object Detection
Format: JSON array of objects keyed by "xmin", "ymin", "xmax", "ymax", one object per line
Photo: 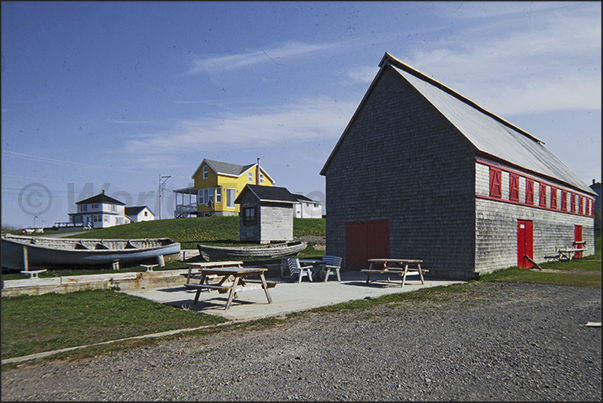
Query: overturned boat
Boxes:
[
  {"xmin": 197, "ymin": 240, "xmax": 307, "ymax": 261},
  {"xmin": 1, "ymin": 233, "xmax": 181, "ymax": 271}
]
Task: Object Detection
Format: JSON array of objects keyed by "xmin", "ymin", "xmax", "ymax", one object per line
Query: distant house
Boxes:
[
  {"xmin": 235, "ymin": 184, "xmax": 299, "ymax": 243},
  {"xmin": 293, "ymin": 194, "xmax": 324, "ymax": 218},
  {"xmin": 320, "ymin": 52, "xmax": 596, "ymax": 279},
  {"xmin": 69, "ymin": 190, "xmax": 130, "ymax": 229},
  {"xmin": 125, "ymin": 206, "xmax": 155, "ymax": 223},
  {"xmin": 174, "ymin": 159, "xmax": 275, "ymax": 218}
]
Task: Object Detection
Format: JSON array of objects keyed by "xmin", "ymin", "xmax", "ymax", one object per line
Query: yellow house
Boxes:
[{"xmin": 191, "ymin": 159, "xmax": 274, "ymax": 216}]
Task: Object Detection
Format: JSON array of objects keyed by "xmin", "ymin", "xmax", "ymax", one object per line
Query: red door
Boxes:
[
  {"xmin": 574, "ymin": 225, "xmax": 583, "ymax": 258},
  {"xmin": 517, "ymin": 220, "xmax": 533, "ymax": 268},
  {"xmin": 345, "ymin": 220, "xmax": 389, "ymax": 270}
]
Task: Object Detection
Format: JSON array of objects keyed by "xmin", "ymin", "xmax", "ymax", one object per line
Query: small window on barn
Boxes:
[
  {"xmin": 203, "ymin": 165, "xmax": 208, "ymax": 179},
  {"xmin": 509, "ymin": 173, "xmax": 519, "ymax": 202},
  {"xmin": 489, "ymin": 167, "xmax": 502, "ymax": 198},
  {"xmin": 243, "ymin": 207, "xmax": 257, "ymax": 226},
  {"xmin": 550, "ymin": 187, "xmax": 558, "ymax": 210},
  {"xmin": 570, "ymin": 193, "xmax": 576, "ymax": 213},
  {"xmin": 525, "ymin": 179, "xmax": 534, "ymax": 205},
  {"xmin": 561, "ymin": 190, "xmax": 567, "ymax": 211},
  {"xmin": 539, "ymin": 182, "xmax": 547, "ymax": 207}
]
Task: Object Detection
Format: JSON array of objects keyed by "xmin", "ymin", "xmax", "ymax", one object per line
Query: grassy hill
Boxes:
[{"xmin": 64, "ymin": 216, "xmax": 325, "ymax": 249}]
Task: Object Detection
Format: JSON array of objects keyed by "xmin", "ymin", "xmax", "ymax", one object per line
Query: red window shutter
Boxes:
[
  {"xmin": 539, "ymin": 183, "xmax": 547, "ymax": 207},
  {"xmin": 550, "ymin": 187, "xmax": 557, "ymax": 210},
  {"xmin": 509, "ymin": 173, "xmax": 519, "ymax": 202},
  {"xmin": 525, "ymin": 179, "xmax": 534, "ymax": 205},
  {"xmin": 579, "ymin": 196, "xmax": 584, "ymax": 215},
  {"xmin": 570, "ymin": 193, "xmax": 576, "ymax": 213},
  {"xmin": 489, "ymin": 167, "xmax": 501, "ymax": 198},
  {"xmin": 561, "ymin": 190, "xmax": 567, "ymax": 211}
]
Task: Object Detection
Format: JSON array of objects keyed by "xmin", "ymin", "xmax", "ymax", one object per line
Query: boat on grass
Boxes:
[
  {"xmin": 1, "ymin": 233, "xmax": 181, "ymax": 271},
  {"xmin": 197, "ymin": 240, "xmax": 307, "ymax": 261}
]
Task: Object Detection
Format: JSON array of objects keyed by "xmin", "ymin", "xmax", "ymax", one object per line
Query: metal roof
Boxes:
[{"xmin": 392, "ymin": 65, "xmax": 593, "ymax": 194}]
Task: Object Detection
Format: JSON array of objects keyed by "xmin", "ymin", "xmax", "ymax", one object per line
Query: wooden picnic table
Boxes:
[
  {"xmin": 182, "ymin": 260, "xmax": 244, "ymax": 284},
  {"xmin": 361, "ymin": 258, "xmax": 428, "ymax": 288},
  {"xmin": 556, "ymin": 248, "xmax": 585, "ymax": 261},
  {"xmin": 183, "ymin": 266, "xmax": 275, "ymax": 310}
]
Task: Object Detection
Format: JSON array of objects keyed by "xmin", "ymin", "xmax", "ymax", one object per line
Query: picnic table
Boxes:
[
  {"xmin": 183, "ymin": 266, "xmax": 276, "ymax": 310},
  {"xmin": 361, "ymin": 258, "xmax": 428, "ymax": 288},
  {"xmin": 182, "ymin": 261, "xmax": 244, "ymax": 284}
]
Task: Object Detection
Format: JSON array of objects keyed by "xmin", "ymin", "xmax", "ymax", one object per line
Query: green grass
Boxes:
[{"xmin": 1, "ymin": 288, "xmax": 228, "ymax": 363}]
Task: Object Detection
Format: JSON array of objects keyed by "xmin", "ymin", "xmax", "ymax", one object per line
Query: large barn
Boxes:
[{"xmin": 320, "ymin": 52, "xmax": 596, "ymax": 280}]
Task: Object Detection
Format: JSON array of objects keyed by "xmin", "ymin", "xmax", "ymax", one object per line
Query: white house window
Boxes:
[
  {"xmin": 248, "ymin": 171, "xmax": 253, "ymax": 182},
  {"xmin": 198, "ymin": 189, "xmax": 204, "ymax": 204},
  {"xmin": 203, "ymin": 165, "xmax": 208, "ymax": 179},
  {"xmin": 104, "ymin": 215, "xmax": 109, "ymax": 222},
  {"xmin": 259, "ymin": 173, "xmax": 264, "ymax": 184},
  {"xmin": 216, "ymin": 187, "xmax": 222, "ymax": 203},
  {"xmin": 226, "ymin": 189, "xmax": 236, "ymax": 208},
  {"xmin": 80, "ymin": 205, "xmax": 87, "ymax": 212},
  {"xmin": 111, "ymin": 204, "xmax": 117, "ymax": 212},
  {"xmin": 144, "ymin": 211, "xmax": 148, "ymax": 216}
]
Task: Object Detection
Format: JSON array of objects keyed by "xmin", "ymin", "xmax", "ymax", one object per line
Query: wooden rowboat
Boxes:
[
  {"xmin": 1, "ymin": 233, "xmax": 181, "ymax": 271},
  {"xmin": 197, "ymin": 241, "xmax": 307, "ymax": 261}
]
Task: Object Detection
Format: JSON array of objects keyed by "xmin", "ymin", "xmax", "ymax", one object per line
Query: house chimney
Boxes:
[
  {"xmin": 256, "ymin": 158, "xmax": 260, "ymax": 185},
  {"xmin": 102, "ymin": 189, "xmax": 105, "ymax": 194}
]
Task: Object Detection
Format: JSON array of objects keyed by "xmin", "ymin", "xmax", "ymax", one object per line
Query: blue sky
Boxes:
[{"xmin": 2, "ymin": 1, "xmax": 600, "ymax": 229}]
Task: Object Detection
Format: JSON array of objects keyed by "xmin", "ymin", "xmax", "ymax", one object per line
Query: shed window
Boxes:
[
  {"xmin": 243, "ymin": 207, "xmax": 257, "ymax": 225},
  {"xmin": 525, "ymin": 179, "xmax": 534, "ymax": 205},
  {"xmin": 539, "ymin": 183, "xmax": 547, "ymax": 207},
  {"xmin": 509, "ymin": 173, "xmax": 519, "ymax": 202},
  {"xmin": 489, "ymin": 167, "xmax": 502, "ymax": 198},
  {"xmin": 550, "ymin": 187, "xmax": 557, "ymax": 210}
]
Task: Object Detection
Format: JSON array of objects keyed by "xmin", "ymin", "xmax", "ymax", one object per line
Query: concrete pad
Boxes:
[{"xmin": 123, "ymin": 271, "xmax": 465, "ymax": 321}]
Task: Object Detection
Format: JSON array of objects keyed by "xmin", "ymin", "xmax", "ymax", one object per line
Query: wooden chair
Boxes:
[
  {"xmin": 287, "ymin": 258, "xmax": 313, "ymax": 283},
  {"xmin": 317, "ymin": 255, "xmax": 342, "ymax": 282}
]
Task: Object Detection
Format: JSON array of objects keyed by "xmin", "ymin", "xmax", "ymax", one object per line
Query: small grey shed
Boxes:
[{"xmin": 235, "ymin": 185, "xmax": 299, "ymax": 244}]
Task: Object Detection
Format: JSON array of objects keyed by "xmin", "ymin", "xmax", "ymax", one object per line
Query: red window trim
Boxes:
[
  {"xmin": 539, "ymin": 182, "xmax": 547, "ymax": 208},
  {"xmin": 509, "ymin": 172, "xmax": 519, "ymax": 202},
  {"xmin": 489, "ymin": 166, "xmax": 502, "ymax": 198},
  {"xmin": 525, "ymin": 178, "xmax": 534, "ymax": 205}
]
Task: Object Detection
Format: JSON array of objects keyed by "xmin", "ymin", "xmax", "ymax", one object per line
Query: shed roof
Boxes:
[
  {"xmin": 235, "ymin": 185, "xmax": 299, "ymax": 204},
  {"xmin": 321, "ymin": 52, "xmax": 594, "ymax": 195},
  {"xmin": 76, "ymin": 191, "xmax": 125, "ymax": 205}
]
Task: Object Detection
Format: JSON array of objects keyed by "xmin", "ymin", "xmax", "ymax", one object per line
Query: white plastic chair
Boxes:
[
  {"xmin": 287, "ymin": 258, "xmax": 313, "ymax": 283},
  {"xmin": 318, "ymin": 255, "xmax": 342, "ymax": 282}
]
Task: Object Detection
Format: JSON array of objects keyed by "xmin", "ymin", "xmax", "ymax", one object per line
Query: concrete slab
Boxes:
[{"xmin": 123, "ymin": 271, "xmax": 465, "ymax": 321}]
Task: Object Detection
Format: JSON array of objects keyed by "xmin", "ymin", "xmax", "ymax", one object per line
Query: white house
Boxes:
[
  {"xmin": 69, "ymin": 190, "xmax": 130, "ymax": 229},
  {"xmin": 293, "ymin": 194, "xmax": 324, "ymax": 218},
  {"xmin": 125, "ymin": 206, "xmax": 155, "ymax": 223}
]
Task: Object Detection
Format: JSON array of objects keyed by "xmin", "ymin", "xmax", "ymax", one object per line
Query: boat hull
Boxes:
[
  {"xmin": 197, "ymin": 241, "xmax": 307, "ymax": 261},
  {"xmin": 1, "ymin": 234, "xmax": 181, "ymax": 271}
]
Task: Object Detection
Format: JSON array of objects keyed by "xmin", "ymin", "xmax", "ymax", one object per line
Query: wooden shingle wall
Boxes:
[{"xmin": 324, "ymin": 66, "xmax": 478, "ymax": 279}]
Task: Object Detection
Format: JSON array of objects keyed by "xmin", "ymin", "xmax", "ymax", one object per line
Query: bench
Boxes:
[
  {"xmin": 184, "ymin": 283, "xmax": 233, "ymax": 294},
  {"xmin": 20, "ymin": 269, "xmax": 47, "ymax": 279}
]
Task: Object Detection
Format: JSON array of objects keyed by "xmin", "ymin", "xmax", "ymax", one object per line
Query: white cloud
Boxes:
[
  {"xmin": 407, "ymin": 6, "xmax": 601, "ymax": 116},
  {"xmin": 187, "ymin": 41, "xmax": 339, "ymax": 74},
  {"xmin": 343, "ymin": 65, "xmax": 379, "ymax": 84},
  {"xmin": 123, "ymin": 97, "xmax": 357, "ymax": 166}
]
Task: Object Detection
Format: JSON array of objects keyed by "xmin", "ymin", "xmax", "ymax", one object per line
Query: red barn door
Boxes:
[
  {"xmin": 574, "ymin": 225, "xmax": 583, "ymax": 259},
  {"xmin": 345, "ymin": 220, "xmax": 389, "ymax": 270},
  {"xmin": 517, "ymin": 220, "xmax": 533, "ymax": 269}
]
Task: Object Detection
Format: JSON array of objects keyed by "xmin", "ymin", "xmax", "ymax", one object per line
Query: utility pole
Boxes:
[{"xmin": 158, "ymin": 175, "xmax": 171, "ymax": 220}]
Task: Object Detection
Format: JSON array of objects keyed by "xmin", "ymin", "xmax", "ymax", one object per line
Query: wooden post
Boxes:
[{"xmin": 22, "ymin": 245, "xmax": 29, "ymax": 271}]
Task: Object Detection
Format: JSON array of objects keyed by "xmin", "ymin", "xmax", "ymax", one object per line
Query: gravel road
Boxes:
[{"xmin": 2, "ymin": 282, "xmax": 600, "ymax": 401}]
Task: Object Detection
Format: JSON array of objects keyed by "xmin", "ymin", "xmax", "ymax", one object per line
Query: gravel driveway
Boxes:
[{"xmin": 2, "ymin": 282, "xmax": 601, "ymax": 401}]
